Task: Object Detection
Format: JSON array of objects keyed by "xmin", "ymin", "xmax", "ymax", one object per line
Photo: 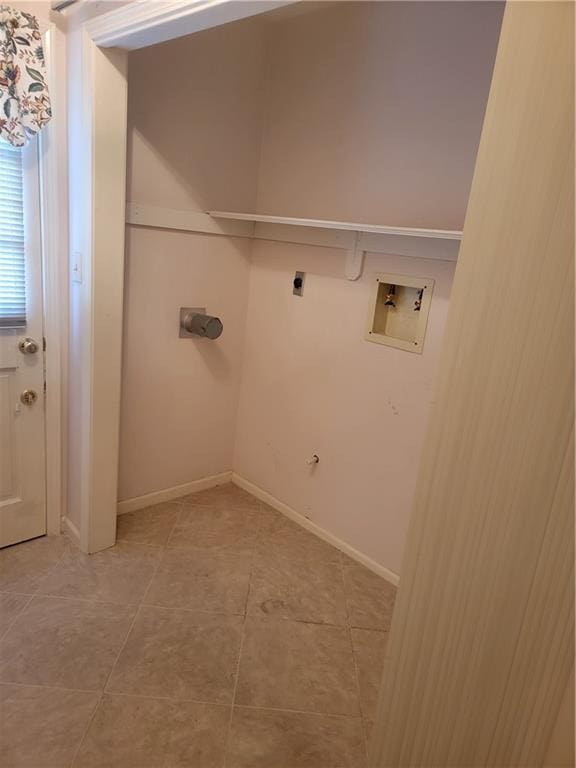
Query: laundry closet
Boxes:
[{"xmin": 118, "ymin": 1, "xmax": 503, "ymax": 579}]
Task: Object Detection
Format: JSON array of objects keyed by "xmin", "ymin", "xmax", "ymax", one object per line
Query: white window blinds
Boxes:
[{"xmin": 0, "ymin": 142, "xmax": 26, "ymax": 328}]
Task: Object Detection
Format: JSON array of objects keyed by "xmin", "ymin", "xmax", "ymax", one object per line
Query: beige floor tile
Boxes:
[
  {"xmin": 168, "ymin": 506, "xmax": 260, "ymax": 556},
  {"xmin": 247, "ymin": 552, "xmax": 347, "ymax": 625},
  {"xmin": 236, "ymin": 617, "xmax": 359, "ymax": 716},
  {"xmin": 37, "ymin": 543, "xmax": 162, "ymax": 605},
  {"xmin": 0, "ymin": 684, "xmax": 99, "ymax": 768},
  {"xmin": 181, "ymin": 482, "xmax": 261, "ymax": 512},
  {"xmin": 74, "ymin": 694, "xmax": 229, "ymax": 768},
  {"xmin": 228, "ymin": 706, "xmax": 366, "ymax": 768},
  {"xmin": 0, "ymin": 597, "xmax": 136, "ymax": 690},
  {"xmin": 0, "ymin": 504, "xmax": 395, "ymax": 763},
  {"xmin": 107, "ymin": 606, "xmax": 242, "ymax": 703},
  {"xmin": 351, "ymin": 628, "xmax": 389, "ymax": 722},
  {"xmin": 0, "ymin": 536, "xmax": 68, "ymax": 594},
  {"xmin": 257, "ymin": 508, "xmax": 341, "ymax": 564},
  {"xmin": 342, "ymin": 557, "xmax": 396, "ymax": 630},
  {"xmin": 116, "ymin": 502, "xmax": 181, "ymax": 545},
  {"xmin": 0, "ymin": 593, "xmax": 32, "ymax": 639},
  {"xmin": 145, "ymin": 548, "xmax": 251, "ymax": 614}
]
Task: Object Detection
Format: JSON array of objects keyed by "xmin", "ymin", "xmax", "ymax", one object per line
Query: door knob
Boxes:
[
  {"xmin": 20, "ymin": 389, "xmax": 38, "ymax": 406},
  {"xmin": 18, "ymin": 337, "xmax": 39, "ymax": 355}
]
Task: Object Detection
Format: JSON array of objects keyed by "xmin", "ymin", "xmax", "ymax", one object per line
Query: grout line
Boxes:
[
  {"xmin": 0, "ymin": 593, "xmax": 35, "ymax": 641},
  {"xmin": 92, "ymin": 689, "xmax": 231, "ymax": 707},
  {"xmin": 0, "ymin": 679, "xmax": 364, "ymax": 722},
  {"xmin": 0, "ymin": 678, "xmax": 364, "ymax": 720},
  {"xmin": 68, "ymin": 692, "xmax": 105, "ymax": 768},
  {"xmin": 31, "ymin": 541, "xmax": 166, "ymax": 608},
  {"xmin": 222, "ymin": 501, "xmax": 264, "ymax": 766},
  {"xmin": 138, "ymin": 542, "xmax": 168, "ymax": 606},
  {"xmin": 163, "ymin": 508, "xmax": 183, "ymax": 544},
  {"xmin": 0, "ymin": 680, "xmax": 102, "ymax": 695},
  {"xmin": 179, "ymin": 502, "xmax": 262, "ymax": 514},
  {"xmin": 69, "ymin": 598, "xmax": 143, "ymax": 768},
  {"xmin": 162, "ymin": 542, "xmax": 256, "ymax": 556},
  {"xmin": 121, "ymin": 604, "xmax": 246, "ymax": 621},
  {"xmin": 223, "ymin": 615, "xmax": 247, "ymax": 768},
  {"xmin": 141, "ymin": 602, "xmax": 246, "ymax": 618},
  {"xmin": 117, "ymin": 505, "xmax": 182, "ymax": 546},
  {"xmin": 233, "ymin": 702, "xmax": 365, "ymax": 719},
  {"xmin": 34, "ymin": 538, "xmax": 71, "ymax": 592},
  {"xmin": 16, "ymin": 592, "xmax": 145, "ymax": 609},
  {"xmin": 0, "ymin": 542, "xmax": 72, "ymax": 641},
  {"xmin": 340, "ymin": 550, "xmax": 369, "ymax": 760},
  {"xmin": 106, "ymin": 539, "xmax": 167, "ymax": 551},
  {"xmin": 70, "ymin": 543, "xmax": 167, "ymax": 767}
]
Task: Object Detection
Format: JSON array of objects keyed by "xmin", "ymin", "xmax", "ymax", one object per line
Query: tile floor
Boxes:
[{"xmin": 0, "ymin": 483, "xmax": 397, "ymax": 768}]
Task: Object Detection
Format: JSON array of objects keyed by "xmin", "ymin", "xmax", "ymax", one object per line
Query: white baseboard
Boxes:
[
  {"xmin": 62, "ymin": 515, "xmax": 80, "ymax": 543},
  {"xmin": 116, "ymin": 470, "xmax": 400, "ymax": 587},
  {"xmin": 231, "ymin": 473, "xmax": 399, "ymax": 587},
  {"xmin": 117, "ymin": 471, "xmax": 233, "ymax": 515}
]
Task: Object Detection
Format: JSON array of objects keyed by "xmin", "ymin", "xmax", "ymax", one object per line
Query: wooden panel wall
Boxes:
[{"xmin": 370, "ymin": 2, "xmax": 574, "ymax": 766}]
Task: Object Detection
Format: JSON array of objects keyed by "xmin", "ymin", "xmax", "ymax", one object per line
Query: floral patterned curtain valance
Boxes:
[{"xmin": 0, "ymin": 5, "xmax": 51, "ymax": 147}]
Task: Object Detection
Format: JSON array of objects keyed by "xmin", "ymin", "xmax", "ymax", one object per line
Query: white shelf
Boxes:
[
  {"xmin": 209, "ymin": 211, "xmax": 463, "ymax": 241},
  {"xmin": 126, "ymin": 203, "xmax": 461, "ymax": 282}
]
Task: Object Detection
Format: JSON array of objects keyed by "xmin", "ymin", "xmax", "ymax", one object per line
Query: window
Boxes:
[{"xmin": 0, "ymin": 142, "xmax": 26, "ymax": 328}]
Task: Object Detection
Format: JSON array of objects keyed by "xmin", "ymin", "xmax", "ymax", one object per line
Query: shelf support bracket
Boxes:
[{"xmin": 345, "ymin": 232, "xmax": 365, "ymax": 281}]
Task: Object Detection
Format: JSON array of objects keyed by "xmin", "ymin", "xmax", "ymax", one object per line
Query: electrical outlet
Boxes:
[{"xmin": 293, "ymin": 271, "xmax": 305, "ymax": 296}]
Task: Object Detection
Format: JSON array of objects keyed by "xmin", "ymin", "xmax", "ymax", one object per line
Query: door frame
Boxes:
[{"xmin": 39, "ymin": 22, "xmax": 66, "ymax": 537}]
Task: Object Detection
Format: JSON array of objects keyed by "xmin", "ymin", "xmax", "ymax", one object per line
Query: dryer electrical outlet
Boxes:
[
  {"xmin": 366, "ymin": 273, "xmax": 434, "ymax": 353},
  {"xmin": 293, "ymin": 271, "xmax": 305, "ymax": 297}
]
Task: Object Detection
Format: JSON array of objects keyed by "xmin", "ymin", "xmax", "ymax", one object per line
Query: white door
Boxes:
[{"xmin": 0, "ymin": 139, "xmax": 46, "ymax": 547}]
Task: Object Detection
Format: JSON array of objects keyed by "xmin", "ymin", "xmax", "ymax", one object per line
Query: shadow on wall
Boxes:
[
  {"xmin": 255, "ymin": 0, "xmax": 504, "ymax": 228},
  {"xmin": 126, "ymin": 17, "xmax": 267, "ymax": 214}
]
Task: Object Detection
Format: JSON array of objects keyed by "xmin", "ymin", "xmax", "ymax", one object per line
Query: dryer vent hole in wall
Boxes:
[{"xmin": 179, "ymin": 307, "xmax": 223, "ymax": 340}]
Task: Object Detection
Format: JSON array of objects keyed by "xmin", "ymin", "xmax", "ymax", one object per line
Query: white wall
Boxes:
[
  {"xmin": 118, "ymin": 20, "xmax": 266, "ymax": 501},
  {"xmin": 233, "ymin": 1, "xmax": 502, "ymax": 574},
  {"xmin": 256, "ymin": 1, "xmax": 503, "ymax": 229},
  {"xmin": 234, "ymin": 246, "xmax": 455, "ymax": 574},
  {"xmin": 119, "ymin": 227, "xmax": 252, "ymax": 500}
]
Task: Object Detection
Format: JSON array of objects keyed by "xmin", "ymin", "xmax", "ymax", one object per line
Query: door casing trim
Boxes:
[{"xmin": 40, "ymin": 24, "xmax": 66, "ymax": 537}]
